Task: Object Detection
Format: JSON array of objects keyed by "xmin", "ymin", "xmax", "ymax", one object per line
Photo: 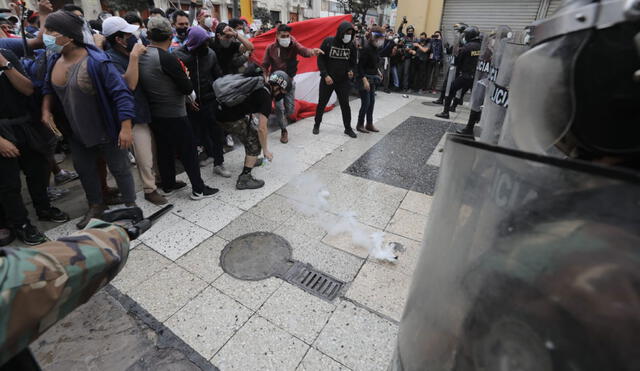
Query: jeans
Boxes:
[
  {"xmin": 188, "ymin": 101, "xmax": 225, "ymax": 167},
  {"xmin": 270, "ymin": 82, "xmax": 296, "ymax": 130},
  {"xmin": 357, "ymin": 85, "xmax": 376, "ymax": 127},
  {"xmin": 150, "ymin": 116, "xmax": 205, "ymax": 193},
  {"xmin": 390, "ymin": 66, "xmax": 400, "ymax": 88},
  {"xmin": 315, "ymin": 78, "xmax": 352, "ymax": 130},
  {"xmin": 68, "ymin": 136, "xmax": 136, "ymax": 205},
  {"xmin": 0, "ymin": 134, "xmax": 51, "ymax": 226}
]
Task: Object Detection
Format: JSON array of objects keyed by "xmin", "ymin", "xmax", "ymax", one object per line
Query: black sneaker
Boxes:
[
  {"xmin": 432, "ymin": 99, "xmax": 444, "ymax": 105},
  {"xmin": 161, "ymin": 180, "xmax": 188, "ymax": 196},
  {"xmin": 344, "ymin": 129, "xmax": 357, "ymax": 138},
  {"xmin": 37, "ymin": 207, "xmax": 70, "ymax": 223},
  {"xmin": 313, "ymin": 124, "xmax": 320, "ymax": 135},
  {"xmin": 15, "ymin": 222, "xmax": 47, "ymax": 246},
  {"xmin": 435, "ymin": 112, "xmax": 450, "ymax": 119},
  {"xmin": 449, "ymin": 106, "xmax": 457, "ymax": 113},
  {"xmin": 0, "ymin": 228, "xmax": 14, "ymax": 247},
  {"xmin": 191, "ymin": 185, "xmax": 219, "ymax": 200},
  {"xmin": 236, "ymin": 174, "xmax": 265, "ymax": 190}
]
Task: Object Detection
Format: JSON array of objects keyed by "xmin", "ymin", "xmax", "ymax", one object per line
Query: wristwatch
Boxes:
[{"xmin": 0, "ymin": 61, "xmax": 14, "ymax": 71}]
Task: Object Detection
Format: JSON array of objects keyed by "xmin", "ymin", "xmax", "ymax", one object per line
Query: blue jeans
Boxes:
[
  {"xmin": 358, "ymin": 85, "xmax": 376, "ymax": 127},
  {"xmin": 391, "ymin": 66, "xmax": 400, "ymax": 88}
]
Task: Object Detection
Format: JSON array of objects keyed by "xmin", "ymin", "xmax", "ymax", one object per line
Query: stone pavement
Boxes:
[{"xmin": 25, "ymin": 92, "xmax": 471, "ymax": 370}]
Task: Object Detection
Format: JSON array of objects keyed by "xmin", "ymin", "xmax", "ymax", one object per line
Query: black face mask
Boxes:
[
  {"xmin": 407, "ymin": 32, "xmax": 414, "ymax": 38},
  {"xmin": 176, "ymin": 27, "xmax": 188, "ymax": 38}
]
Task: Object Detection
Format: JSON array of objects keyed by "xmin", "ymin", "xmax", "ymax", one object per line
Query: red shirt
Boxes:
[{"xmin": 262, "ymin": 36, "xmax": 313, "ymax": 77}]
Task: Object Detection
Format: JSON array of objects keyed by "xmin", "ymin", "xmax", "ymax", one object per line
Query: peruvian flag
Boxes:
[{"xmin": 250, "ymin": 15, "xmax": 353, "ymax": 121}]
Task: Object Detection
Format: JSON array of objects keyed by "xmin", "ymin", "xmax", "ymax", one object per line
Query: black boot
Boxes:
[
  {"xmin": 313, "ymin": 123, "xmax": 320, "ymax": 135},
  {"xmin": 435, "ymin": 111, "xmax": 450, "ymax": 119}
]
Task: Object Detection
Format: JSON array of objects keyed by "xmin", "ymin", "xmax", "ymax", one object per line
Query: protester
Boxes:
[
  {"xmin": 174, "ymin": 26, "xmax": 231, "ymax": 178},
  {"xmin": 214, "ymin": 69, "xmax": 286, "ymax": 190},
  {"xmin": 103, "ymin": 16, "xmax": 167, "ymax": 206},
  {"xmin": 397, "ymin": 20, "xmax": 417, "ymax": 91},
  {"xmin": 427, "ymin": 30, "xmax": 443, "ymax": 94},
  {"xmin": 412, "ymin": 32, "xmax": 431, "ymax": 93},
  {"xmin": 0, "ymin": 0, "xmax": 51, "ymax": 57},
  {"xmin": 149, "ymin": 8, "xmax": 166, "ymax": 18},
  {"xmin": 0, "ymin": 47, "xmax": 69, "ymax": 245},
  {"xmin": 262, "ymin": 24, "xmax": 324, "ymax": 143},
  {"xmin": 314, "ymin": 21, "xmax": 357, "ymax": 138},
  {"xmin": 212, "ymin": 22, "xmax": 254, "ymax": 75},
  {"xmin": 138, "ymin": 16, "xmax": 219, "ymax": 200},
  {"xmin": 356, "ymin": 26, "xmax": 385, "ymax": 133},
  {"xmin": 42, "ymin": 10, "xmax": 138, "ymax": 229},
  {"xmin": 196, "ymin": 9, "xmax": 216, "ymax": 37},
  {"xmin": 169, "ymin": 10, "xmax": 189, "ymax": 53}
]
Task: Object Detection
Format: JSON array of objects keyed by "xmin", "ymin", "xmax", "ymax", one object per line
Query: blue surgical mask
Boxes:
[{"xmin": 43, "ymin": 34, "xmax": 64, "ymax": 54}]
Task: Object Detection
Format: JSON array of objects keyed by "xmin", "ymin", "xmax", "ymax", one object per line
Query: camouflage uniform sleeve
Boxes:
[{"xmin": 0, "ymin": 221, "xmax": 130, "ymax": 364}]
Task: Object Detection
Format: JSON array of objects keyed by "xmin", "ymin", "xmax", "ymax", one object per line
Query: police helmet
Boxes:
[
  {"xmin": 504, "ymin": 0, "xmax": 640, "ymax": 165},
  {"xmin": 463, "ymin": 26, "xmax": 480, "ymax": 42},
  {"xmin": 268, "ymin": 70, "xmax": 293, "ymax": 93},
  {"xmin": 453, "ymin": 23, "xmax": 468, "ymax": 33}
]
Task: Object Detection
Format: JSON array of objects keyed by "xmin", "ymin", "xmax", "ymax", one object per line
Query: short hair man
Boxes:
[
  {"xmin": 212, "ymin": 22, "xmax": 254, "ymax": 75},
  {"xmin": 138, "ymin": 16, "xmax": 219, "ymax": 200},
  {"xmin": 169, "ymin": 10, "xmax": 189, "ymax": 52},
  {"xmin": 262, "ymin": 24, "xmax": 324, "ymax": 144}
]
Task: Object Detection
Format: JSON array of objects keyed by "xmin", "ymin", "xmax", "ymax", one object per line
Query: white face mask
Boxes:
[
  {"xmin": 278, "ymin": 37, "xmax": 291, "ymax": 47},
  {"xmin": 237, "ymin": 29, "xmax": 245, "ymax": 38},
  {"xmin": 204, "ymin": 17, "xmax": 213, "ymax": 28},
  {"xmin": 342, "ymin": 34, "xmax": 352, "ymax": 44}
]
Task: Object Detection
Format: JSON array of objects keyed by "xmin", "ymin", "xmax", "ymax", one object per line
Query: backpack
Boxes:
[{"xmin": 212, "ymin": 74, "xmax": 265, "ymax": 107}]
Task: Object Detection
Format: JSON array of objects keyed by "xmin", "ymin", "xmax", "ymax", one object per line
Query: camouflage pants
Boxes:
[{"xmin": 218, "ymin": 117, "xmax": 261, "ymax": 157}]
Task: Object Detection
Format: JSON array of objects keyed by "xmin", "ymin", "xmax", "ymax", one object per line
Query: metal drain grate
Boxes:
[{"xmin": 284, "ymin": 262, "xmax": 344, "ymax": 302}]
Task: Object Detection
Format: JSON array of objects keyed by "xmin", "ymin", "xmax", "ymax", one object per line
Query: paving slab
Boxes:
[
  {"xmin": 111, "ymin": 244, "xmax": 172, "ymax": 294},
  {"xmin": 345, "ymin": 261, "xmax": 411, "ymax": 322},
  {"xmin": 140, "ymin": 212, "xmax": 213, "ymax": 261},
  {"xmin": 212, "ymin": 274, "xmax": 282, "ymax": 311},
  {"xmin": 127, "ymin": 264, "xmax": 208, "ymax": 322},
  {"xmin": 249, "ymin": 193, "xmax": 299, "ymax": 224},
  {"xmin": 212, "ymin": 315, "xmax": 309, "ymax": 371},
  {"xmin": 314, "ymin": 300, "xmax": 398, "ymax": 371},
  {"xmin": 183, "ymin": 199, "xmax": 245, "ymax": 234},
  {"xmin": 386, "ymin": 208, "xmax": 427, "ymax": 242},
  {"xmin": 258, "ymin": 283, "xmax": 336, "ymax": 344},
  {"xmin": 165, "ymin": 286, "xmax": 253, "ymax": 360},
  {"xmin": 216, "ymin": 212, "xmax": 280, "ymax": 241},
  {"xmin": 297, "ymin": 348, "xmax": 352, "ymax": 371},
  {"xmin": 400, "ymin": 191, "xmax": 434, "ymax": 216},
  {"xmin": 175, "ymin": 236, "xmax": 228, "ymax": 283}
]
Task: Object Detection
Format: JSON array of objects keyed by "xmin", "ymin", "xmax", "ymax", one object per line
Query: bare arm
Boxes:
[
  {"xmin": 257, "ymin": 113, "xmax": 269, "ymax": 156},
  {"xmin": 0, "ymin": 52, "xmax": 33, "ymax": 96},
  {"xmin": 27, "ymin": 0, "xmax": 52, "ymax": 51},
  {"xmin": 123, "ymin": 44, "xmax": 146, "ymax": 91},
  {"xmin": 237, "ymin": 32, "xmax": 254, "ymax": 52}
]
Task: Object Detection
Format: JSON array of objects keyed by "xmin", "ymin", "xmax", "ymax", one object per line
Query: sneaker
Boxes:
[
  {"xmin": 15, "ymin": 222, "xmax": 47, "ymax": 246},
  {"xmin": 191, "ymin": 185, "xmax": 220, "ymax": 200},
  {"xmin": 450, "ymin": 106, "xmax": 457, "ymax": 113},
  {"xmin": 432, "ymin": 99, "xmax": 444, "ymax": 105},
  {"xmin": 161, "ymin": 180, "xmax": 188, "ymax": 196},
  {"xmin": 47, "ymin": 186, "xmax": 69, "ymax": 201},
  {"xmin": 236, "ymin": 173, "xmax": 265, "ymax": 190},
  {"xmin": 128, "ymin": 151, "xmax": 136, "ymax": 165},
  {"xmin": 77, "ymin": 204, "xmax": 108, "ymax": 229},
  {"xmin": 280, "ymin": 129, "xmax": 289, "ymax": 144},
  {"xmin": 54, "ymin": 169, "xmax": 79, "ymax": 185},
  {"xmin": 37, "ymin": 207, "xmax": 70, "ymax": 223},
  {"xmin": 144, "ymin": 190, "xmax": 168, "ymax": 205},
  {"xmin": 344, "ymin": 129, "xmax": 357, "ymax": 138},
  {"xmin": 226, "ymin": 135, "xmax": 235, "ymax": 147},
  {"xmin": 313, "ymin": 125, "xmax": 320, "ymax": 135},
  {"xmin": 435, "ymin": 112, "xmax": 450, "ymax": 119},
  {"xmin": 214, "ymin": 165, "xmax": 232, "ymax": 178},
  {"xmin": 0, "ymin": 227, "xmax": 14, "ymax": 247},
  {"xmin": 199, "ymin": 157, "xmax": 214, "ymax": 168}
]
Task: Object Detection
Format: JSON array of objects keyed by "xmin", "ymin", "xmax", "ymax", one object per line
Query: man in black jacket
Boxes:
[
  {"xmin": 313, "ymin": 21, "xmax": 357, "ymax": 137},
  {"xmin": 436, "ymin": 26, "xmax": 481, "ymax": 119},
  {"xmin": 174, "ymin": 26, "xmax": 231, "ymax": 179}
]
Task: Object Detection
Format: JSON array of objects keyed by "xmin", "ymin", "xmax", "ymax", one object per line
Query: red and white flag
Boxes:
[{"xmin": 250, "ymin": 15, "xmax": 353, "ymax": 121}]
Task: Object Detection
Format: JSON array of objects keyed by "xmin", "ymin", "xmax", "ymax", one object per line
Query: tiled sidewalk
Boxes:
[{"xmin": 36, "ymin": 94, "xmax": 470, "ymax": 370}]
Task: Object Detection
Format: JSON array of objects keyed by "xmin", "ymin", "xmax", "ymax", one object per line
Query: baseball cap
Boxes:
[
  {"xmin": 102, "ymin": 16, "xmax": 139, "ymax": 37},
  {"xmin": 147, "ymin": 16, "xmax": 172, "ymax": 35}
]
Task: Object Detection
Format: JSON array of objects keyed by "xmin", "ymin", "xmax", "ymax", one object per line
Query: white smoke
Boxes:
[{"xmin": 288, "ymin": 173, "xmax": 399, "ymax": 263}]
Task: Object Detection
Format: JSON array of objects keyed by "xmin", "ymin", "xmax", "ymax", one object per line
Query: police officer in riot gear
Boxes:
[
  {"xmin": 436, "ymin": 26, "xmax": 481, "ymax": 119},
  {"xmin": 433, "ymin": 23, "xmax": 468, "ymax": 105}
]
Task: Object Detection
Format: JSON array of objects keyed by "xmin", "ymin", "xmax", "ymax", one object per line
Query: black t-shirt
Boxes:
[
  {"xmin": 212, "ymin": 41, "xmax": 241, "ymax": 75},
  {"xmin": 216, "ymin": 87, "xmax": 272, "ymax": 123},
  {"xmin": 0, "ymin": 48, "xmax": 30, "ymax": 119}
]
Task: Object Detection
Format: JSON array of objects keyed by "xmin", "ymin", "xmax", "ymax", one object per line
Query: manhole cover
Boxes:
[{"xmin": 220, "ymin": 232, "xmax": 293, "ymax": 281}]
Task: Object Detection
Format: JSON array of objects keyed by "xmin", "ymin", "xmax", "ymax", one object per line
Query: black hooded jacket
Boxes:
[{"xmin": 317, "ymin": 22, "xmax": 357, "ymax": 82}]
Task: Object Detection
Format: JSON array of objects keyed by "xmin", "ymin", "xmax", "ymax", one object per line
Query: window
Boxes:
[{"xmin": 270, "ymin": 10, "xmax": 280, "ymax": 23}]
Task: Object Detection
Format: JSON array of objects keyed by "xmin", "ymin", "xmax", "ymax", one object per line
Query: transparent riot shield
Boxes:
[
  {"xmin": 445, "ymin": 32, "xmax": 463, "ymax": 97},
  {"xmin": 390, "ymin": 135, "xmax": 640, "ymax": 371},
  {"xmin": 470, "ymin": 27, "xmax": 513, "ymax": 112},
  {"xmin": 478, "ymin": 41, "xmax": 528, "ymax": 144}
]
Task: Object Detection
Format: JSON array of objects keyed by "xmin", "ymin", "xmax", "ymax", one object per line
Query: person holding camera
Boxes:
[
  {"xmin": 397, "ymin": 17, "xmax": 417, "ymax": 92},
  {"xmin": 426, "ymin": 30, "xmax": 444, "ymax": 93},
  {"xmin": 356, "ymin": 26, "xmax": 385, "ymax": 133}
]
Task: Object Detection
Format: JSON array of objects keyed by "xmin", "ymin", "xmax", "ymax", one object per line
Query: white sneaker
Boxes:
[
  {"xmin": 214, "ymin": 165, "xmax": 232, "ymax": 178},
  {"xmin": 225, "ymin": 135, "xmax": 234, "ymax": 147},
  {"xmin": 128, "ymin": 151, "xmax": 136, "ymax": 165}
]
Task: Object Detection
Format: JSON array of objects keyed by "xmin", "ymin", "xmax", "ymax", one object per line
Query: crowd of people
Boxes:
[{"xmin": 0, "ymin": 1, "xmax": 445, "ymax": 247}]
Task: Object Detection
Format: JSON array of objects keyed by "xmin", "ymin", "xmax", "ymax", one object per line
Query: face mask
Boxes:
[
  {"xmin": 237, "ymin": 29, "xmax": 245, "ymax": 38},
  {"xmin": 220, "ymin": 38, "xmax": 231, "ymax": 48},
  {"xmin": 126, "ymin": 35, "xmax": 139, "ymax": 52},
  {"xmin": 204, "ymin": 17, "xmax": 213, "ymax": 28},
  {"xmin": 342, "ymin": 34, "xmax": 352, "ymax": 44},
  {"xmin": 407, "ymin": 32, "xmax": 414, "ymax": 38},
  {"xmin": 43, "ymin": 34, "xmax": 65, "ymax": 54},
  {"xmin": 278, "ymin": 37, "xmax": 291, "ymax": 48},
  {"xmin": 176, "ymin": 27, "xmax": 187, "ymax": 38}
]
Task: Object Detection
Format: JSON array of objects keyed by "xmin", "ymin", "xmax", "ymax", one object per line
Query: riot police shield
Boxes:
[
  {"xmin": 445, "ymin": 32, "xmax": 464, "ymax": 97},
  {"xmin": 390, "ymin": 135, "xmax": 640, "ymax": 371},
  {"xmin": 478, "ymin": 41, "xmax": 528, "ymax": 144}
]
